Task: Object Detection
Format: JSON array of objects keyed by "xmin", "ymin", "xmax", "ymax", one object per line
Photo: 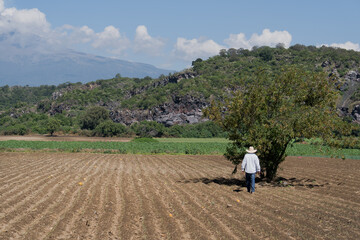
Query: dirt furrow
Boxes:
[
  {"xmin": 150, "ymin": 156, "xmax": 252, "ymax": 240},
  {"xmin": 174, "ymin": 155, "xmax": 230, "ymax": 178},
  {"xmin": 0, "ymin": 155, "xmax": 84, "ymax": 212},
  {"xmin": 153, "ymin": 155, "xmax": 224, "ymax": 184},
  {"xmin": 43, "ymin": 157, "xmax": 104, "ymax": 239},
  {"xmin": 186, "ymin": 155, "xmax": 231, "ymax": 172},
  {"xmin": 162, "ymin": 156, "xmax": 307, "ymax": 239},
  {"xmin": 267, "ymin": 187, "xmax": 360, "ymax": 228},
  {"xmin": 0, "ymin": 154, "xmax": 57, "ymax": 194},
  {"xmin": 0, "ymin": 155, "xmax": 97, "ymax": 239},
  {"xmin": 174, "ymin": 177, "xmax": 291, "ymax": 238},
  {"xmin": 118, "ymin": 170, "xmax": 143, "ymax": 239},
  {"xmin": 142, "ymin": 157, "xmax": 218, "ymax": 240},
  {"xmin": 25, "ymin": 155, "xmax": 102, "ymax": 239},
  {"xmin": 284, "ymin": 165, "xmax": 360, "ymax": 189},
  {"xmin": 0, "ymin": 163, "xmax": 81, "ymax": 233},
  {"xmin": 109, "ymin": 156, "xmax": 125, "ymax": 239},
  {"xmin": 248, "ymin": 187, "xmax": 348, "ymax": 239},
  {"xmin": 94, "ymin": 158, "xmax": 119, "ymax": 239},
  {"xmin": 182, "ymin": 179, "xmax": 318, "ymax": 240},
  {"xmin": 274, "ymin": 185, "xmax": 360, "ymax": 219},
  {"xmin": 262, "ymin": 188, "xmax": 360, "ymax": 239},
  {"xmin": 171, "ymin": 155, "xmax": 358, "ymax": 239},
  {"xmin": 0, "ymin": 152, "xmax": 61, "ymax": 174},
  {"xmin": 57, "ymin": 156, "xmax": 112, "ymax": 239},
  {"xmin": 135, "ymin": 155, "xmax": 191, "ymax": 240},
  {"xmin": 0, "ymin": 153, "xmax": 50, "ymax": 175},
  {"xmin": 1, "ymin": 153, "xmax": 359, "ymax": 239},
  {"xmin": 0, "ymin": 154, "xmax": 87, "ymax": 209},
  {"xmin": 131, "ymin": 166, "xmax": 164, "ymax": 239},
  {"xmin": 282, "ymin": 169, "xmax": 360, "ymax": 204}
]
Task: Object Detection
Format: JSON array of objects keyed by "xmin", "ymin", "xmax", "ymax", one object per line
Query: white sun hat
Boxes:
[{"xmin": 246, "ymin": 146, "xmax": 257, "ymax": 153}]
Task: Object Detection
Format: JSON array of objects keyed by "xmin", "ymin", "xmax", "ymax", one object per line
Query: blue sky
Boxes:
[{"xmin": 1, "ymin": 0, "xmax": 360, "ymax": 71}]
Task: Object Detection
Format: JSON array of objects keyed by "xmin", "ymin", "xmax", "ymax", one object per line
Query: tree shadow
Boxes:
[
  {"xmin": 263, "ymin": 177, "xmax": 329, "ymax": 189},
  {"xmin": 177, "ymin": 176, "xmax": 328, "ymax": 192},
  {"xmin": 179, "ymin": 177, "xmax": 247, "ymax": 186}
]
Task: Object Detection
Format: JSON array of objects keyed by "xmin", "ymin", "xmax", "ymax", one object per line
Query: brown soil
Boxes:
[
  {"xmin": 0, "ymin": 135, "xmax": 131, "ymax": 142},
  {"xmin": 0, "ymin": 153, "xmax": 359, "ymax": 240}
]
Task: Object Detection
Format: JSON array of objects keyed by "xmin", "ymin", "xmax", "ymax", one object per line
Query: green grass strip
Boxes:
[
  {"xmin": 0, "ymin": 140, "xmax": 227, "ymax": 155},
  {"xmin": 0, "ymin": 140, "xmax": 359, "ymax": 158}
]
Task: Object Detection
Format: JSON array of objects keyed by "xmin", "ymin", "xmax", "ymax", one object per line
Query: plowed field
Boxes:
[{"xmin": 1, "ymin": 153, "xmax": 359, "ymax": 240}]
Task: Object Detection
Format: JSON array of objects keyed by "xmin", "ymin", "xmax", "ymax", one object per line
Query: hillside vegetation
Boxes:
[{"xmin": 0, "ymin": 45, "xmax": 359, "ymax": 140}]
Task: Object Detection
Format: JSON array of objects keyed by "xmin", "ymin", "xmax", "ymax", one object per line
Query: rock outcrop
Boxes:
[
  {"xmin": 110, "ymin": 95, "xmax": 208, "ymax": 126},
  {"xmin": 352, "ymin": 105, "xmax": 360, "ymax": 122},
  {"xmin": 128, "ymin": 72, "xmax": 197, "ymax": 97},
  {"xmin": 345, "ymin": 70, "xmax": 360, "ymax": 82},
  {"xmin": 338, "ymin": 105, "xmax": 360, "ymax": 123}
]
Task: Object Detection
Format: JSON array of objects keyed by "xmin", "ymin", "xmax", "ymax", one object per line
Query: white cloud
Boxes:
[
  {"xmin": 0, "ymin": 6, "xmax": 51, "ymax": 37},
  {"xmin": 174, "ymin": 37, "xmax": 224, "ymax": 61},
  {"xmin": 329, "ymin": 41, "xmax": 360, "ymax": 51},
  {"xmin": 250, "ymin": 29, "xmax": 292, "ymax": 48},
  {"xmin": 224, "ymin": 33, "xmax": 251, "ymax": 49},
  {"xmin": 0, "ymin": 0, "xmax": 4, "ymax": 12},
  {"xmin": 134, "ymin": 25, "xmax": 165, "ymax": 55},
  {"xmin": 91, "ymin": 25, "xmax": 130, "ymax": 54},
  {"xmin": 173, "ymin": 29, "xmax": 292, "ymax": 62},
  {"xmin": 225, "ymin": 29, "xmax": 292, "ymax": 49},
  {"xmin": 57, "ymin": 24, "xmax": 130, "ymax": 55},
  {"xmin": 0, "ymin": 2, "xmax": 61, "ymax": 55},
  {"xmin": 0, "ymin": 1, "xmax": 131, "ymax": 56},
  {"xmin": 59, "ymin": 24, "xmax": 95, "ymax": 44}
]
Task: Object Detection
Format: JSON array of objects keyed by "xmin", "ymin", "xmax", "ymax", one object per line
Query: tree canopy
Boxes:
[
  {"xmin": 46, "ymin": 118, "xmax": 61, "ymax": 136},
  {"xmin": 205, "ymin": 67, "xmax": 342, "ymax": 181},
  {"xmin": 79, "ymin": 106, "xmax": 110, "ymax": 130}
]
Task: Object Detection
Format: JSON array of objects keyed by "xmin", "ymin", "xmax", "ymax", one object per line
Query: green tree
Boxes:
[
  {"xmin": 46, "ymin": 118, "xmax": 61, "ymax": 136},
  {"xmin": 258, "ymin": 47, "xmax": 273, "ymax": 61},
  {"xmin": 79, "ymin": 106, "xmax": 109, "ymax": 130},
  {"xmin": 205, "ymin": 67, "xmax": 341, "ymax": 181},
  {"xmin": 94, "ymin": 120, "xmax": 127, "ymax": 137}
]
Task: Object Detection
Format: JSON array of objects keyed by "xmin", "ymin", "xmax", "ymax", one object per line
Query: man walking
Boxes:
[{"xmin": 241, "ymin": 146, "xmax": 261, "ymax": 193}]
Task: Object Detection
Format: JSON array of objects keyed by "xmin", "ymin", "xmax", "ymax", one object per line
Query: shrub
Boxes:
[
  {"xmin": 94, "ymin": 120, "xmax": 127, "ymax": 137},
  {"xmin": 165, "ymin": 124, "xmax": 184, "ymax": 137},
  {"xmin": 131, "ymin": 121, "xmax": 165, "ymax": 137},
  {"xmin": 0, "ymin": 115, "xmax": 14, "ymax": 126},
  {"xmin": 79, "ymin": 106, "xmax": 109, "ymax": 130},
  {"xmin": 167, "ymin": 121, "xmax": 227, "ymax": 138},
  {"xmin": 2, "ymin": 124, "xmax": 28, "ymax": 135}
]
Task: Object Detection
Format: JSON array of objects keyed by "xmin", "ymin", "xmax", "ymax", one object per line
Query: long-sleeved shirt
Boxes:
[{"xmin": 241, "ymin": 153, "xmax": 261, "ymax": 173}]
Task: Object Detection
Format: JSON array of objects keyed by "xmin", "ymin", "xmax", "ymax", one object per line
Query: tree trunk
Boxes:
[
  {"xmin": 265, "ymin": 163, "xmax": 278, "ymax": 181},
  {"xmin": 264, "ymin": 141, "xmax": 290, "ymax": 181},
  {"xmin": 264, "ymin": 155, "xmax": 283, "ymax": 181}
]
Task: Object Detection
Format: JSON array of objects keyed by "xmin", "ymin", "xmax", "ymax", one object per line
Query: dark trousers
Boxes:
[{"xmin": 246, "ymin": 173, "xmax": 256, "ymax": 193}]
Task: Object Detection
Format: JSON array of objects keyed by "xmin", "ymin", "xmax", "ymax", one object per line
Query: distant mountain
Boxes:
[{"xmin": 0, "ymin": 49, "xmax": 173, "ymax": 86}]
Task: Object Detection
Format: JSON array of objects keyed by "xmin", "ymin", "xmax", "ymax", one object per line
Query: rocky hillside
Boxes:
[
  {"xmin": 42, "ymin": 71, "xmax": 207, "ymax": 126},
  {"xmin": 43, "ymin": 45, "xmax": 360, "ymax": 125},
  {"xmin": 1, "ymin": 45, "xmax": 360, "ymax": 134}
]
